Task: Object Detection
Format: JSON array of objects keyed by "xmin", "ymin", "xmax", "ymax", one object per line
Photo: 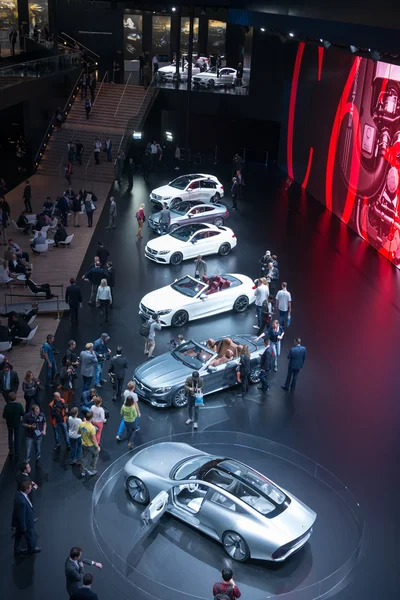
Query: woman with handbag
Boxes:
[
  {"xmin": 90, "ymin": 396, "xmax": 106, "ymax": 444},
  {"xmin": 120, "ymin": 395, "xmax": 137, "ymax": 449},
  {"xmin": 136, "ymin": 203, "xmax": 145, "ymax": 238},
  {"xmin": 237, "ymin": 346, "xmax": 251, "ymax": 398},
  {"xmin": 22, "ymin": 371, "xmax": 41, "ymax": 412}
]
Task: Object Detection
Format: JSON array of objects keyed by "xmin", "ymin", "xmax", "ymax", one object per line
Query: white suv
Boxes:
[{"xmin": 149, "ymin": 174, "xmax": 224, "ymax": 208}]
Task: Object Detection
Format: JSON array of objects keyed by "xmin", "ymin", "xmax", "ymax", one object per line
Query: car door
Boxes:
[
  {"xmin": 199, "ymin": 180, "xmax": 216, "ymax": 202},
  {"xmin": 191, "ymin": 229, "xmax": 221, "ymax": 257},
  {"xmin": 187, "ymin": 204, "xmax": 206, "ymax": 225},
  {"xmin": 205, "ymin": 358, "xmax": 239, "ymax": 392},
  {"xmin": 184, "ymin": 180, "xmax": 201, "ymax": 202}
]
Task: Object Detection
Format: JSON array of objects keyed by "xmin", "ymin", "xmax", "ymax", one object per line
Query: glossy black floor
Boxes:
[{"xmin": 0, "ymin": 162, "xmax": 399, "ymax": 600}]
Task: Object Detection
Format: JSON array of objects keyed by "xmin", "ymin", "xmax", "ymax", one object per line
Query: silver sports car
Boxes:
[
  {"xmin": 148, "ymin": 200, "xmax": 229, "ymax": 235},
  {"xmin": 124, "ymin": 442, "xmax": 317, "ymax": 562}
]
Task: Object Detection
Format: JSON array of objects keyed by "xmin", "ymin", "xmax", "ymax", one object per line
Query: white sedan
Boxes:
[
  {"xmin": 150, "ymin": 173, "xmax": 224, "ymax": 208},
  {"xmin": 192, "ymin": 67, "xmax": 237, "ymax": 88},
  {"xmin": 157, "ymin": 63, "xmax": 201, "ymax": 82},
  {"xmin": 139, "ymin": 273, "xmax": 255, "ymax": 327},
  {"xmin": 145, "ymin": 223, "xmax": 237, "ymax": 265}
]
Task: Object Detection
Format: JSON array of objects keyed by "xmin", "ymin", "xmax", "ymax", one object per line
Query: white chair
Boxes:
[
  {"xmin": 58, "ymin": 234, "xmax": 74, "ymax": 248},
  {"xmin": 41, "ymin": 226, "xmax": 50, "ymax": 234},
  {"xmin": 0, "ymin": 341, "xmax": 12, "ymax": 352},
  {"xmin": 32, "ymin": 243, "xmax": 49, "ymax": 257},
  {"xmin": 15, "ymin": 325, "xmax": 38, "ymax": 346},
  {"xmin": 10, "ymin": 220, "xmax": 26, "ymax": 234},
  {"xmin": 26, "ymin": 215, "xmax": 37, "ymax": 224},
  {"xmin": 49, "ymin": 217, "xmax": 58, "ymax": 231},
  {"xmin": 27, "ymin": 314, "xmax": 37, "ymax": 327}
]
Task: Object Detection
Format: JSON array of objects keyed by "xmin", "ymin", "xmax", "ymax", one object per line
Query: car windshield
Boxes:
[
  {"xmin": 173, "ymin": 455, "xmax": 212, "ymax": 480},
  {"xmin": 171, "ymin": 276, "xmax": 207, "ymax": 297},
  {"xmin": 169, "ymin": 175, "xmax": 199, "ymax": 190},
  {"xmin": 218, "ymin": 460, "xmax": 286, "ymax": 505},
  {"xmin": 170, "ymin": 201, "xmax": 192, "ymax": 215},
  {"xmin": 170, "ymin": 224, "xmax": 206, "ymax": 241},
  {"xmin": 172, "ymin": 340, "xmax": 214, "ymax": 368}
]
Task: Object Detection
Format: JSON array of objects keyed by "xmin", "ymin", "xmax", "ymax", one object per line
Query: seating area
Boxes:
[{"xmin": 204, "ymin": 275, "xmax": 232, "ymax": 294}]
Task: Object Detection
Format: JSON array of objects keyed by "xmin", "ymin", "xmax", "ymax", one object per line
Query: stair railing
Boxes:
[
  {"xmin": 113, "ymin": 72, "xmax": 131, "ymax": 118},
  {"xmin": 118, "ymin": 75, "xmax": 157, "ymax": 153},
  {"xmin": 59, "ymin": 32, "xmax": 100, "ymax": 61}
]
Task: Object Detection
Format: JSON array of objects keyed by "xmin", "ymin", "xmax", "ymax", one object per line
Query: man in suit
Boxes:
[
  {"xmin": 16, "ymin": 461, "xmax": 38, "ymax": 491},
  {"xmin": 83, "ymin": 262, "xmax": 105, "ymax": 306},
  {"xmin": 66, "ymin": 278, "xmax": 83, "ymax": 323},
  {"xmin": 109, "ymin": 346, "xmax": 128, "ymax": 401},
  {"xmin": 65, "ymin": 546, "xmax": 102, "ymax": 597},
  {"xmin": 282, "ymin": 337, "xmax": 306, "ymax": 392},
  {"xmin": 12, "ymin": 481, "xmax": 41, "ymax": 555},
  {"xmin": 71, "ymin": 573, "xmax": 98, "ymax": 600},
  {"xmin": 258, "ymin": 336, "xmax": 274, "ymax": 394},
  {"xmin": 231, "ymin": 177, "xmax": 239, "ymax": 210},
  {"xmin": 0, "ymin": 364, "xmax": 20, "ymax": 403},
  {"xmin": 23, "ymin": 180, "xmax": 32, "ymax": 213}
]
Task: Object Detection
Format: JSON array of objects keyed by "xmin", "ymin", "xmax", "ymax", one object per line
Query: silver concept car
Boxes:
[{"xmin": 124, "ymin": 442, "xmax": 316, "ymax": 562}]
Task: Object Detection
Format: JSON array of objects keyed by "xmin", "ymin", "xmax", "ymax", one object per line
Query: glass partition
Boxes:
[
  {"xmin": 123, "ymin": 12, "xmax": 142, "ymax": 60},
  {"xmin": 0, "ymin": 53, "xmax": 80, "ymax": 89},
  {"xmin": 152, "ymin": 15, "xmax": 171, "ymax": 57}
]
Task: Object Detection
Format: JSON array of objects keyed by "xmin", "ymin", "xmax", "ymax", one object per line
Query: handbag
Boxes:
[
  {"xmin": 194, "ymin": 391, "xmax": 203, "ymax": 406},
  {"xmin": 90, "ymin": 202, "xmax": 96, "ymax": 210}
]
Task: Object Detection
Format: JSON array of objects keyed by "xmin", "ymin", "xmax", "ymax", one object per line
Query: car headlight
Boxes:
[
  {"xmin": 155, "ymin": 386, "xmax": 172, "ymax": 394},
  {"xmin": 158, "ymin": 250, "xmax": 170, "ymax": 255},
  {"xmin": 157, "ymin": 309, "xmax": 172, "ymax": 315}
]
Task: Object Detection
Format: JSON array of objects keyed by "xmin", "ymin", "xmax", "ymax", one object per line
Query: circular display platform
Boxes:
[{"xmin": 92, "ymin": 432, "xmax": 364, "ymax": 600}]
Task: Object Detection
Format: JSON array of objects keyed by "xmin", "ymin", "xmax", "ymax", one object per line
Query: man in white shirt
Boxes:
[
  {"xmin": 93, "ymin": 138, "xmax": 102, "ymax": 165},
  {"xmin": 253, "ymin": 278, "xmax": 269, "ymax": 330},
  {"xmin": 275, "ymin": 282, "xmax": 292, "ymax": 328}
]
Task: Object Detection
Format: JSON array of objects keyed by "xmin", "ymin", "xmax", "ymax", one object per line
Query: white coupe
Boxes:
[
  {"xmin": 157, "ymin": 63, "xmax": 201, "ymax": 82},
  {"xmin": 139, "ymin": 273, "xmax": 255, "ymax": 327},
  {"xmin": 192, "ymin": 67, "xmax": 237, "ymax": 88},
  {"xmin": 149, "ymin": 174, "xmax": 224, "ymax": 208},
  {"xmin": 145, "ymin": 223, "xmax": 237, "ymax": 265}
]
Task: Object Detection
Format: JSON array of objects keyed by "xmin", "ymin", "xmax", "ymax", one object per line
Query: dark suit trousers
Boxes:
[
  {"xmin": 14, "ymin": 527, "xmax": 35, "ymax": 553},
  {"xmin": 70, "ymin": 304, "xmax": 79, "ymax": 322},
  {"xmin": 284, "ymin": 366, "xmax": 300, "ymax": 390},
  {"xmin": 8, "ymin": 423, "xmax": 21, "ymax": 454},
  {"xmin": 113, "ymin": 377, "xmax": 124, "ymax": 399},
  {"xmin": 3, "ymin": 390, "xmax": 12, "ymax": 403}
]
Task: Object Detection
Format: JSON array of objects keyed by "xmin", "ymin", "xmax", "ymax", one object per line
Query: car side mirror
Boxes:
[
  {"xmin": 188, "ymin": 214, "xmax": 192, "ymax": 218},
  {"xmin": 200, "ymin": 293, "xmax": 207, "ymax": 300},
  {"xmin": 191, "ymin": 238, "xmax": 197, "ymax": 244},
  {"xmin": 207, "ymin": 366, "xmax": 217, "ymax": 373}
]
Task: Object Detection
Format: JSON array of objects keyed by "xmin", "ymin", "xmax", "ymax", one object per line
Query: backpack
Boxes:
[
  {"xmin": 140, "ymin": 320, "xmax": 151, "ymax": 337},
  {"xmin": 214, "ymin": 583, "xmax": 233, "ymax": 600}
]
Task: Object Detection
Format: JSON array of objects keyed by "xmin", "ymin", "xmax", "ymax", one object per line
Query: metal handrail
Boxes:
[
  {"xmin": 58, "ymin": 68, "xmax": 86, "ymax": 180},
  {"xmin": 114, "ymin": 72, "xmax": 131, "ymax": 118},
  {"xmin": 4, "ymin": 291, "xmax": 64, "ymax": 320},
  {"xmin": 84, "ymin": 70, "xmax": 109, "ymax": 187},
  {"xmin": 117, "ymin": 75, "xmax": 157, "ymax": 153},
  {"xmin": 60, "ymin": 32, "xmax": 100, "ymax": 59},
  {"xmin": 91, "ymin": 70, "xmax": 108, "ymax": 115}
]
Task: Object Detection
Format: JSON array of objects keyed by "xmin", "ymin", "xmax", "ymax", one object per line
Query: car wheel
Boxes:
[
  {"xmin": 218, "ymin": 243, "xmax": 231, "ymax": 256},
  {"xmin": 126, "ymin": 476, "xmax": 150, "ymax": 505},
  {"xmin": 213, "ymin": 216, "xmax": 224, "ymax": 226},
  {"xmin": 210, "ymin": 192, "xmax": 220, "ymax": 204},
  {"xmin": 222, "ymin": 531, "xmax": 250, "ymax": 562},
  {"xmin": 171, "ymin": 310, "xmax": 189, "ymax": 327},
  {"xmin": 207, "ymin": 79, "xmax": 215, "ymax": 88},
  {"xmin": 169, "ymin": 224, "xmax": 179, "ymax": 233},
  {"xmin": 170, "ymin": 252, "xmax": 183, "ymax": 266},
  {"xmin": 249, "ymin": 366, "xmax": 260, "ymax": 383},
  {"xmin": 171, "ymin": 387, "xmax": 188, "ymax": 408},
  {"xmin": 233, "ymin": 295, "xmax": 249, "ymax": 313}
]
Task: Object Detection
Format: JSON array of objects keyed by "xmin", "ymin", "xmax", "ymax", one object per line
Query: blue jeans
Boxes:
[
  {"xmin": 260, "ymin": 370, "xmax": 270, "ymax": 392},
  {"xmin": 94, "ymin": 362, "xmax": 104, "ymax": 385},
  {"xmin": 270, "ymin": 341, "xmax": 281, "ymax": 369},
  {"xmin": 7, "ymin": 423, "xmax": 21, "ymax": 455},
  {"xmin": 256, "ymin": 305, "xmax": 262, "ymax": 329},
  {"xmin": 279, "ymin": 310, "xmax": 288, "ymax": 328},
  {"xmin": 25, "ymin": 435, "xmax": 42, "ymax": 462},
  {"xmin": 118, "ymin": 416, "xmax": 139, "ymax": 436},
  {"xmin": 82, "ymin": 375, "xmax": 92, "ymax": 392},
  {"xmin": 46, "ymin": 359, "xmax": 57, "ymax": 384},
  {"xmin": 53, "ymin": 422, "xmax": 70, "ymax": 447},
  {"xmin": 69, "ymin": 437, "xmax": 82, "ymax": 462}
]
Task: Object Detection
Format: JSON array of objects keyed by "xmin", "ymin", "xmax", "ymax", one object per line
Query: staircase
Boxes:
[{"xmin": 63, "ymin": 83, "xmax": 147, "ymax": 135}]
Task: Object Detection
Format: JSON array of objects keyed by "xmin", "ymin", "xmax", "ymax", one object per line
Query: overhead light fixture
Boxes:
[
  {"xmin": 171, "ymin": 6, "xmax": 176, "ymax": 11},
  {"xmin": 133, "ymin": 131, "xmax": 142, "ymax": 140},
  {"xmin": 165, "ymin": 131, "xmax": 173, "ymax": 141},
  {"xmin": 320, "ymin": 38, "xmax": 323, "ymax": 42},
  {"xmin": 350, "ymin": 45, "xmax": 358, "ymax": 54},
  {"xmin": 261, "ymin": 28, "xmax": 265, "ymax": 32},
  {"xmin": 289, "ymin": 32, "xmax": 294, "ymax": 37},
  {"xmin": 322, "ymin": 40, "xmax": 331, "ymax": 49}
]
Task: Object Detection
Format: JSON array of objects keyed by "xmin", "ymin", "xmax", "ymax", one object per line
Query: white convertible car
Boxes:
[
  {"xmin": 139, "ymin": 273, "xmax": 256, "ymax": 327},
  {"xmin": 145, "ymin": 223, "xmax": 237, "ymax": 265},
  {"xmin": 150, "ymin": 174, "xmax": 224, "ymax": 208},
  {"xmin": 192, "ymin": 67, "xmax": 237, "ymax": 88}
]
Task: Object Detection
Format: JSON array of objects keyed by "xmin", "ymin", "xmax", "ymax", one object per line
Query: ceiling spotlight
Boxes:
[
  {"xmin": 261, "ymin": 28, "xmax": 265, "ymax": 32},
  {"xmin": 350, "ymin": 45, "xmax": 358, "ymax": 54},
  {"xmin": 289, "ymin": 32, "xmax": 294, "ymax": 37},
  {"xmin": 171, "ymin": 6, "xmax": 176, "ymax": 11},
  {"xmin": 322, "ymin": 40, "xmax": 331, "ymax": 49},
  {"xmin": 320, "ymin": 38, "xmax": 323, "ymax": 42},
  {"xmin": 133, "ymin": 131, "xmax": 142, "ymax": 140}
]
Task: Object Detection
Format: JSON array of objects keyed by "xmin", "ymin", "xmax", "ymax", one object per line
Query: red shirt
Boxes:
[{"xmin": 212, "ymin": 582, "xmax": 241, "ymax": 599}]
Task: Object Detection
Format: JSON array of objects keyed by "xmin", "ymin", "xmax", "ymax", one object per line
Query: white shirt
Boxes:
[
  {"xmin": 150, "ymin": 144, "xmax": 157, "ymax": 154},
  {"xmin": 96, "ymin": 286, "xmax": 112, "ymax": 302},
  {"xmin": 254, "ymin": 284, "xmax": 269, "ymax": 307},
  {"xmin": 68, "ymin": 416, "xmax": 82, "ymax": 439},
  {"xmin": 152, "ymin": 55, "xmax": 158, "ymax": 64},
  {"xmin": 123, "ymin": 390, "xmax": 138, "ymax": 404},
  {"xmin": 276, "ymin": 289, "xmax": 292, "ymax": 312},
  {"xmin": 21, "ymin": 492, "xmax": 33, "ymax": 508},
  {"xmin": 90, "ymin": 404, "xmax": 106, "ymax": 423},
  {"xmin": 94, "ymin": 141, "xmax": 101, "ymax": 152}
]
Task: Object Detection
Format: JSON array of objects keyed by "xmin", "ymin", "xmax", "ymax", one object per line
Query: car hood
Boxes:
[
  {"xmin": 151, "ymin": 184, "xmax": 178, "ymax": 198},
  {"xmin": 128, "ymin": 442, "xmax": 209, "ymax": 479},
  {"xmin": 149, "ymin": 212, "xmax": 162, "ymax": 224},
  {"xmin": 146, "ymin": 234, "xmax": 181, "ymax": 251},
  {"xmin": 141, "ymin": 283, "xmax": 188, "ymax": 311},
  {"xmin": 134, "ymin": 351, "xmax": 192, "ymax": 387}
]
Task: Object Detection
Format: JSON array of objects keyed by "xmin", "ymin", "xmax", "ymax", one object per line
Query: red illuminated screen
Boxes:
[{"xmin": 281, "ymin": 42, "xmax": 400, "ymax": 268}]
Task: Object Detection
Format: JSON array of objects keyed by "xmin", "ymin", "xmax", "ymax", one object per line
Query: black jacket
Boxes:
[
  {"xmin": 109, "ymin": 354, "xmax": 128, "ymax": 379},
  {"xmin": 65, "ymin": 557, "xmax": 94, "ymax": 596},
  {"xmin": 23, "ymin": 184, "xmax": 32, "ymax": 200},
  {"xmin": 54, "ymin": 227, "xmax": 68, "ymax": 244},
  {"xmin": 106, "ymin": 267, "xmax": 115, "ymax": 287},
  {"xmin": 71, "ymin": 587, "xmax": 98, "ymax": 600},
  {"xmin": 0, "ymin": 369, "xmax": 19, "ymax": 392},
  {"xmin": 12, "ymin": 491, "xmax": 34, "ymax": 530},
  {"xmin": 239, "ymin": 354, "xmax": 251, "ymax": 376},
  {"xmin": 97, "ymin": 246, "xmax": 109, "ymax": 265},
  {"xmin": 260, "ymin": 346, "xmax": 274, "ymax": 372},
  {"xmin": 85, "ymin": 266, "xmax": 105, "ymax": 286},
  {"xmin": 65, "ymin": 284, "xmax": 82, "ymax": 307},
  {"xmin": 16, "ymin": 471, "xmax": 32, "ymax": 490}
]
